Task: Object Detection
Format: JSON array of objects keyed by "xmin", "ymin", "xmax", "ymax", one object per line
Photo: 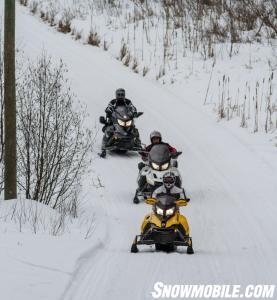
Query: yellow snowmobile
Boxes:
[{"xmin": 131, "ymin": 194, "xmax": 194, "ymax": 254}]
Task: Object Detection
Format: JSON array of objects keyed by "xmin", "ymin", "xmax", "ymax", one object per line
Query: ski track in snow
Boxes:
[{"xmin": 15, "ymin": 5, "xmax": 277, "ymax": 300}]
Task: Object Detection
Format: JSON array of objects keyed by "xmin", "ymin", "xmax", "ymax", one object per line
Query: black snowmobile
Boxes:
[
  {"xmin": 99, "ymin": 106, "xmax": 143, "ymax": 158},
  {"xmin": 133, "ymin": 144, "xmax": 182, "ymax": 203}
]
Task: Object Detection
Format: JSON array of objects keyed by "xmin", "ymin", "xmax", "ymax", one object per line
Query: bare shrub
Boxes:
[
  {"xmin": 17, "ymin": 55, "xmax": 94, "ymax": 216},
  {"xmin": 19, "ymin": 0, "xmax": 28, "ymax": 6},
  {"xmin": 122, "ymin": 52, "xmax": 131, "ymax": 67},
  {"xmin": 40, "ymin": 11, "xmax": 46, "ymax": 20},
  {"xmin": 218, "ymin": 75, "xmax": 227, "ymax": 119},
  {"xmin": 119, "ymin": 43, "xmax": 128, "ymax": 61},
  {"xmin": 241, "ymin": 0, "xmax": 277, "ymax": 36},
  {"xmin": 132, "ymin": 58, "xmax": 139, "ymax": 73},
  {"xmin": 119, "ymin": 43, "xmax": 131, "ymax": 66},
  {"xmin": 143, "ymin": 66, "xmax": 149, "ymax": 77},
  {"xmin": 72, "ymin": 29, "xmax": 82, "ymax": 40},
  {"xmin": 214, "ymin": 73, "xmax": 277, "ymax": 133},
  {"xmin": 30, "ymin": 1, "xmax": 38, "ymax": 14},
  {"xmin": 206, "ymin": 22, "xmax": 228, "ymax": 42},
  {"xmin": 39, "ymin": 3, "xmax": 58, "ymax": 26},
  {"xmin": 103, "ymin": 40, "xmax": 109, "ymax": 51},
  {"xmin": 58, "ymin": 20, "xmax": 71, "ymax": 33},
  {"xmin": 87, "ymin": 31, "xmax": 101, "ymax": 47},
  {"xmin": 240, "ymin": 97, "xmax": 247, "ymax": 128},
  {"xmin": 265, "ymin": 73, "xmax": 274, "ymax": 133},
  {"xmin": 58, "ymin": 9, "xmax": 74, "ymax": 33}
]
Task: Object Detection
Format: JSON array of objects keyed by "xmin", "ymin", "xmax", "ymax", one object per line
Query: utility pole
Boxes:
[{"xmin": 4, "ymin": 0, "xmax": 17, "ymax": 200}]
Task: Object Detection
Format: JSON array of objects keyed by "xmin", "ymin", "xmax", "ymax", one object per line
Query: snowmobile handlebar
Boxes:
[
  {"xmin": 138, "ymin": 150, "xmax": 148, "ymax": 156},
  {"xmin": 145, "ymin": 198, "xmax": 157, "ymax": 205},
  {"xmin": 171, "ymin": 151, "xmax": 182, "ymax": 159},
  {"xmin": 145, "ymin": 198, "xmax": 190, "ymax": 206},
  {"xmin": 136, "ymin": 112, "xmax": 144, "ymax": 118}
]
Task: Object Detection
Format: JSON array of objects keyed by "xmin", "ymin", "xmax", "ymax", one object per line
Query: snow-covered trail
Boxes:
[{"xmin": 16, "ymin": 6, "xmax": 277, "ymax": 300}]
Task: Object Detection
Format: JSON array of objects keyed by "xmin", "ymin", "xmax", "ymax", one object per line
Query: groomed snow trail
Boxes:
[{"xmin": 17, "ymin": 6, "xmax": 277, "ymax": 300}]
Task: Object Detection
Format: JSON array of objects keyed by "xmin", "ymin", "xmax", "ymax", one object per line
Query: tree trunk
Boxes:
[{"xmin": 4, "ymin": 0, "xmax": 17, "ymax": 200}]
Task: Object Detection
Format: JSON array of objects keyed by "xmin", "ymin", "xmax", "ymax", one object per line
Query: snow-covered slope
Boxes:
[
  {"xmin": 1, "ymin": 4, "xmax": 277, "ymax": 300},
  {"xmin": 21, "ymin": 0, "xmax": 277, "ymax": 137},
  {"xmin": 0, "ymin": 197, "xmax": 97, "ymax": 300}
]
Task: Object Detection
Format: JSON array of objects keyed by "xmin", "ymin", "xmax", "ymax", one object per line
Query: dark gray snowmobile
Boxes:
[{"xmin": 99, "ymin": 106, "xmax": 143, "ymax": 158}]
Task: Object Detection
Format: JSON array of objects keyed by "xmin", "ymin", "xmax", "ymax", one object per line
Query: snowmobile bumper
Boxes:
[
  {"xmin": 103, "ymin": 137, "xmax": 142, "ymax": 152},
  {"xmin": 134, "ymin": 228, "xmax": 192, "ymax": 247},
  {"xmin": 104, "ymin": 145, "xmax": 143, "ymax": 151}
]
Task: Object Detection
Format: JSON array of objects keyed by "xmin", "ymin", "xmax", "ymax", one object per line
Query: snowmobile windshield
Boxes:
[
  {"xmin": 114, "ymin": 106, "xmax": 133, "ymax": 120},
  {"xmin": 156, "ymin": 194, "xmax": 177, "ymax": 209},
  {"xmin": 114, "ymin": 106, "xmax": 133, "ymax": 127},
  {"xmin": 148, "ymin": 144, "xmax": 171, "ymax": 170}
]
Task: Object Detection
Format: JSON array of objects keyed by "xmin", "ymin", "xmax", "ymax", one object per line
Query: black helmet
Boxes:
[
  {"xmin": 150, "ymin": 130, "xmax": 162, "ymax": 143},
  {"xmin": 163, "ymin": 172, "xmax": 176, "ymax": 190},
  {"xmin": 115, "ymin": 88, "xmax": 126, "ymax": 101}
]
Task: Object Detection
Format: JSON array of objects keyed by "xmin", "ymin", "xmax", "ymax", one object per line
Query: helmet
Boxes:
[
  {"xmin": 115, "ymin": 88, "xmax": 126, "ymax": 101},
  {"xmin": 163, "ymin": 172, "xmax": 176, "ymax": 190},
  {"xmin": 150, "ymin": 131, "xmax": 162, "ymax": 144}
]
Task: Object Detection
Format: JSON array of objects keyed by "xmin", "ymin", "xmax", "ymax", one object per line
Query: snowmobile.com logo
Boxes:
[{"xmin": 151, "ymin": 282, "xmax": 275, "ymax": 299}]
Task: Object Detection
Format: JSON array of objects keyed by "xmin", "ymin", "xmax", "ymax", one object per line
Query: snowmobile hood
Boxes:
[
  {"xmin": 149, "ymin": 144, "xmax": 171, "ymax": 165},
  {"xmin": 114, "ymin": 124, "xmax": 129, "ymax": 135}
]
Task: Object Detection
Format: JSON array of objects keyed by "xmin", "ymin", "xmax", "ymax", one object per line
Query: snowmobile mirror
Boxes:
[
  {"xmin": 99, "ymin": 116, "xmax": 106, "ymax": 124},
  {"xmin": 145, "ymin": 198, "xmax": 157, "ymax": 205},
  {"xmin": 171, "ymin": 151, "xmax": 182, "ymax": 159},
  {"xmin": 175, "ymin": 199, "xmax": 187, "ymax": 207},
  {"xmin": 136, "ymin": 112, "xmax": 144, "ymax": 118}
]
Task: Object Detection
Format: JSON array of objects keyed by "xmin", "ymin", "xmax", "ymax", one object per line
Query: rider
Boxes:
[
  {"xmin": 101, "ymin": 88, "xmax": 141, "ymax": 153},
  {"xmin": 104, "ymin": 88, "xmax": 137, "ymax": 127},
  {"xmin": 139, "ymin": 131, "xmax": 177, "ymax": 166},
  {"xmin": 151, "ymin": 172, "xmax": 192, "ymax": 247},
  {"xmin": 152, "ymin": 172, "xmax": 187, "ymax": 200}
]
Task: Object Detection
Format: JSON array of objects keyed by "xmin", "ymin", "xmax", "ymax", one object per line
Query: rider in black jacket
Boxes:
[
  {"xmin": 105, "ymin": 88, "xmax": 137, "ymax": 123},
  {"xmin": 102, "ymin": 88, "xmax": 140, "ymax": 144}
]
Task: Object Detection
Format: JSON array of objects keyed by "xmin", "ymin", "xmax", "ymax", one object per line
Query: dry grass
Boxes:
[
  {"xmin": 58, "ymin": 20, "xmax": 71, "ymax": 34},
  {"xmin": 87, "ymin": 31, "xmax": 101, "ymax": 47}
]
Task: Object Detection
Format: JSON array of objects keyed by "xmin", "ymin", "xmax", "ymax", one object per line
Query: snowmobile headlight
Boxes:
[
  {"xmin": 156, "ymin": 207, "xmax": 164, "ymax": 216},
  {"xmin": 151, "ymin": 162, "xmax": 160, "ymax": 170},
  {"xmin": 161, "ymin": 162, "xmax": 169, "ymax": 170},
  {"xmin": 117, "ymin": 119, "xmax": 125, "ymax": 126},
  {"xmin": 165, "ymin": 208, "xmax": 174, "ymax": 216},
  {"xmin": 125, "ymin": 120, "xmax": 132, "ymax": 127}
]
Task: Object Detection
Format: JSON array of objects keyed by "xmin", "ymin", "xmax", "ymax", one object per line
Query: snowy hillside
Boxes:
[
  {"xmin": 21, "ymin": 0, "xmax": 277, "ymax": 137},
  {"xmin": 0, "ymin": 1, "xmax": 277, "ymax": 300}
]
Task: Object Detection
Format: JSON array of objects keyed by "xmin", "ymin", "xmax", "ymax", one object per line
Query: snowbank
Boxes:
[{"xmin": 0, "ymin": 197, "xmax": 99, "ymax": 300}]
